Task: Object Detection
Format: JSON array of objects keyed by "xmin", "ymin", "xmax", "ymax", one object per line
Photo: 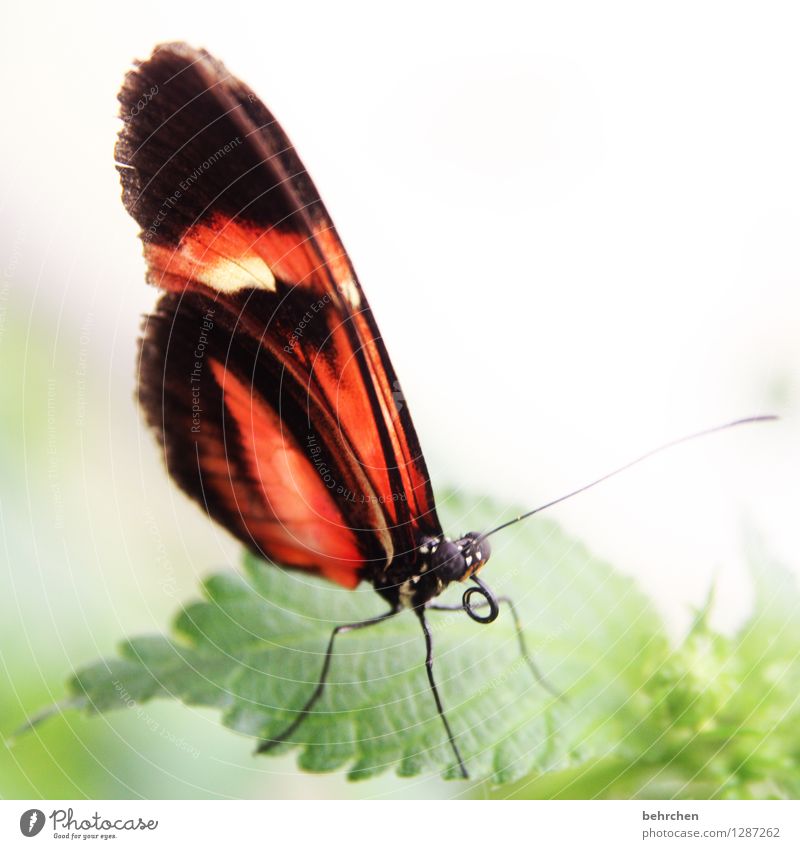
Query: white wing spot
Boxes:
[
  {"xmin": 339, "ymin": 275, "xmax": 361, "ymax": 309},
  {"xmin": 197, "ymin": 254, "xmax": 277, "ymax": 294}
]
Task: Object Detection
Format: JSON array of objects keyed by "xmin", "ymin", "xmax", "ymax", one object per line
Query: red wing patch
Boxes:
[
  {"xmin": 209, "ymin": 359, "xmax": 363, "ymax": 587},
  {"xmin": 143, "ymin": 214, "xmax": 344, "ymax": 299}
]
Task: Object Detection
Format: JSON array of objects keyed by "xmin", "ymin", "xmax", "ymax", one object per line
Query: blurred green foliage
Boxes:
[{"xmin": 497, "ymin": 535, "xmax": 800, "ymax": 799}]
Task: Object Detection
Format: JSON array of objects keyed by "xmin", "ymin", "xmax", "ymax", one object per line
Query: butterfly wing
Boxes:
[{"xmin": 118, "ymin": 42, "xmax": 440, "ymax": 587}]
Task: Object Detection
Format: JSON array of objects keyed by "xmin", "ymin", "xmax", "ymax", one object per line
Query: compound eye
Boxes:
[
  {"xmin": 460, "ymin": 532, "xmax": 491, "ymax": 577},
  {"xmin": 430, "ymin": 540, "xmax": 465, "ymax": 582}
]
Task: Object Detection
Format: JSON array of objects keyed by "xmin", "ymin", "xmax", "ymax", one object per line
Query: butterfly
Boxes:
[{"xmin": 116, "ymin": 42, "xmax": 773, "ymax": 779}]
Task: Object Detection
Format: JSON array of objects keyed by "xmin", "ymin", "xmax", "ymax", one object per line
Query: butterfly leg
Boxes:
[
  {"xmin": 428, "ymin": 595, "xmax": 562, "ymax": 700},
  {"xmin": 416, "ymin": 609, "xmax": 469, "ymax": 779},
  {"xmin": 257, "ymin": 606, "xmax": 400, "ymax": 754}
]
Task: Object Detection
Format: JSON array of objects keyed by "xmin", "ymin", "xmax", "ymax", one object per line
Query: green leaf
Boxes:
[{"xmin": 31, "ymin": 493, "xmax": 670, "ymax": 783}]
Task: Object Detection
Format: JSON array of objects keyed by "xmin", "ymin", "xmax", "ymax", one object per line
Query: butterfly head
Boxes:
[{"xmin": 428, "ymin": 532, "xmax": 491, "ymax": 585}]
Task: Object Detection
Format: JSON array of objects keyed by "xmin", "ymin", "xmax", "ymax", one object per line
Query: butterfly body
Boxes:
[
  {"xmin": 117, "ymin": 40, "xmax": 763, "ymax": 777},
  {"xmin": 374, "ymin": 532, "xmax": 492, "ymax": 609},
  {"xmin": 118, "ymin": 42, "xmax": 510, "ymax": 777}
]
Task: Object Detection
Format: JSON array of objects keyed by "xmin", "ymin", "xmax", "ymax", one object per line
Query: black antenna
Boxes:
[{"xmin": 480, "ymin": 415, "xmax": 778, "ymax": 540}]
